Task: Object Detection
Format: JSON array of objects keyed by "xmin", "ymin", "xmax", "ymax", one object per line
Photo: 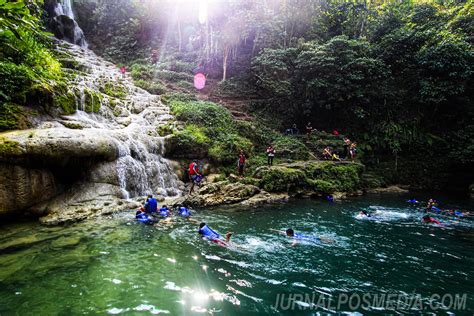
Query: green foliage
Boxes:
[
  {"xmin": 208, "ymin": 133, "xmax": 253, "ymax": 163},
  {"xmin": 307, "ymin": 179, "xmax": 336, "ymax": 194},
  {"xmin": 157, "ymin": 124, "xmax": 174, "ymax": 137},
  {"xmin": 172, "ymin": 124, "xmax": 210, "ymax": 154},
  {"xmin": 0, "ymin": 0, "xmax": 65, "ymax": 129},
  {"xmin": 175, "ymin": 80, "xmax": 194, "ymax": 90},
  {"xmin": 134, "ymin": 80, "xmax": 167, "ymax": 95},
  {"xmin": 130, "ymin": 64, "xmax": 154, "ymax": 81},
  {"xmin": 155, "ymin": 70, "xmax": 193, "ymax": 83},
  {"xmin": 161, "ymin": 92, "xmax": 197, "ymax": 105},
  {"xmin": 273, "ymin": 136, "xmax": 310, "ymax": 160},
  {"xmin": 319, "ymin": 163, "xmax": 363, "ymax": 192},
  {"xmin": 170, "ymin": 101, "xmax": 234, "ymax": 138}
]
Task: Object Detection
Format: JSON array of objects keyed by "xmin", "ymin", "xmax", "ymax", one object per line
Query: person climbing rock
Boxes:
[{"xmin": 188, "ymin": 160, "xmax": 201, "ymax": 194}]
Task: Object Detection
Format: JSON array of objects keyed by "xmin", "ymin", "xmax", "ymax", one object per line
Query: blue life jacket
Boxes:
[
  {"xmin": 179, "ymin": 207, "xmax": 190, "ymax": 217},
  {"xmin": 159, "ymin": 207, "xmax": 169, "ymax": 217},
  {"xmin": 145, "ymin": 198, "xmax": 158, "ymax": 213},
  {"xmin": 199, "ymin": 224, "xmax": 220, "ymax": 240},
  {"xmin": 431, "ymin": 206, "xmax": 442, "ymax": 213},
  {"xmin": 407, "ymin": 199, "xmax": 419, "ymax": 203},
  {"xmin": 326, "ymin": 195, "xmax": 334, "ymax": 202},
  {"xmin": 454, "ymin": 211, "xmax": 463, "ymax": 216},
  {"xmin": 294, "ymin": 232, "xmax": 321, "ymax": 243},
  {"xmin": 136, "ymin": 212, "xmax": 152, "ymax": 224}
]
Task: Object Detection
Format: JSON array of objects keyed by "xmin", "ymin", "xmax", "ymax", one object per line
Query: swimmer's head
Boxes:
[
  {"xmin": 422, "ymin": 215, "xmax": 430, "ymax": 222},
  {"xmin": 198, "ymin": 222, "xmax": 206, "ymax": 234},
  {"xmin": 286, "ymin": 228, "xmax": 294, "ymax": 237}
]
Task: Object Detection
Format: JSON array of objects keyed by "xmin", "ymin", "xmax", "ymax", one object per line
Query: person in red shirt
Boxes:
[
  {"xmin": 237, "ymin": 149, "xmax": 246, "ymax": 177},
  {"xmin": 120, "ymin": 66, "xmax": 126, "ymax": 79},
  {"xmin": 188, "ymin": 160, "xmax": 201, "ymax": 194}
]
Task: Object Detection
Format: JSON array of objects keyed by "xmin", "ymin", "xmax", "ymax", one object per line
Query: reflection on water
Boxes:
[{"xmin": 0, "ymin": 195, "xmax": 473, "ymax": 315}]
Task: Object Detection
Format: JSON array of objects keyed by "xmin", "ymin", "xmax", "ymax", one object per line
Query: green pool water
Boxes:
[{"xmin": 0, "ymin": 195, "xmax": 473, "ymax": 315}]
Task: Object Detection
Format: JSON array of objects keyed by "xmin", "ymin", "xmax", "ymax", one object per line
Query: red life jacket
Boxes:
[{"xmin": 189, "ymin": 162, "xmax": 197, "ymax": 175}]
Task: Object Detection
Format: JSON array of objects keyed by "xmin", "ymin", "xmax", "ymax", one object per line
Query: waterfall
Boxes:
[
  {"xmin": 57, "ymin": 43, "xmax": 182, "ymax": 199},
  {"xmin": 50, "ymin": 0, "xmax": 87, "ymax": 48},
  {"xmin": 62, "ymin": 0, "xmax": 75, "ymax": 19}
]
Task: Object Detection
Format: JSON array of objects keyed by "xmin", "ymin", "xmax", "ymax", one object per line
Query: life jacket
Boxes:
[
  {"xmin": 294, "ymin": 232, "xmax": 321, "ymax": 243},
  {"xmin": 145, "ymin": 198, "xmax": 158, "ymax": 213},
  {"xmin": 136, "ymin": 212, "xmax": 151, "ymax": 224},
  {"xmin": 189, "ymin": 162, "xmax": 197, "ymax": 175},
  {"xmin": 431, "ymin": 206, "xmax": 442, "ymax": 213},
  {"xmin": 159, "ymin": 207, "xmax": 169, "ymax": 217},
  {"xmin": 199, "ymin": 224, "xmax": 220, "ymax": 240},
  {"xmin": 179, "ymin": 207, "xmax": 190, "ymax": 217}
]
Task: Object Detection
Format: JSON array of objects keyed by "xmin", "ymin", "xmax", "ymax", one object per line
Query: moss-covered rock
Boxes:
[
  {"xmin": 0, "ymin": 104, "xmax": 28, "ymax": 132},
  {"xmin": 252, "ymin": 161, "xmax": 364, "ymax": 194},
  {"xmin": 256, "ymin": 166, "xmax": 306, "ymax": 192},
  {"xmin": 83, "ymin": 88, "xmax": 102, "ymax": 113},
  {"xmin": 0, "ymin": 138, "xmax": 21, "ymax": 157},
  {"xmin": 99, "ymin": 82, "xmax": 126, "ymax": 99},
  {"xmin": 53, "ymin": 90, "xmax": 76, "ymax": 115}
]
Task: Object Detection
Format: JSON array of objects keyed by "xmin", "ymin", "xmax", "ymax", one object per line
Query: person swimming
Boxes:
[
  {"xmin": 359, "ymin": 210, "xmax": 371, "ymax": 217},
  {"xmin": 179, "ymin": 206, "xmax": 190, "ymax": 217},
  {"xmin": 422, "ymin": 215, "xmax": 442, "ymax": 225},
  {"xmin": 198, "ymin": 223, "xmax": 233, "ymax": 247},
  {"xmin": 270, "ymin": 228, "xmax": 331, "ymax": 245},
  {"xmin": 159, "ymin": 205, "xmax": 170, "ymax": 218}
]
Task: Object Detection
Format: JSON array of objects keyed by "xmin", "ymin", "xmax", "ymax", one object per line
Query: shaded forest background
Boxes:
[{"xmin": 1, "ymin": 0, "xmax": 473, "ymax": 192}]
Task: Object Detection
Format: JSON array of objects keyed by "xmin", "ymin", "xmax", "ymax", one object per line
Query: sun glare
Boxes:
[{"xmin": 198, "ymin": 0, "xmax": 208, "ymax": 24}]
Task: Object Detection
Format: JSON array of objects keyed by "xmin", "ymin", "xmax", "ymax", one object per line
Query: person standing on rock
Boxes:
[
  {"xmin": 266, "ymin": 144, "xmax": 275, "ymax": 166},
  {"xmin": 188, "ymin": 160, "xmax": 201, "ymax": 195},
  {"xmin": 306, "ymin": 122, "xmax": 313, "ymax": 142},
  {"xmin": 237, "ymin": 149, "xmax": 246, "ymax": 178},
  {"xmin": 120, "ymin": 66, "xmax": 126, "ymax": 79}
]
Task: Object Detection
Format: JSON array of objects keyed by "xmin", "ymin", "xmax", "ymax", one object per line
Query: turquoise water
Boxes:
[{"xmin": 0, "ymin": 195, "xmax": 473, "ymax": 315}]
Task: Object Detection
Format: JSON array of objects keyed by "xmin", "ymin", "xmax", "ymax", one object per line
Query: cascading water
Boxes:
[
  {"xmin": 49, "ymin": 0, "xmax": 87, "ymax": 47},
  {"xmin": 57, "ymin": 43, "xmax": 182, "ymax": 199}
]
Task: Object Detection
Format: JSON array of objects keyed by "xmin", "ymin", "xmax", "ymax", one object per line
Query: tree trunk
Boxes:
[{"xmin": 222, "ymin": 46, "xmax": 229, "ymax": 82}]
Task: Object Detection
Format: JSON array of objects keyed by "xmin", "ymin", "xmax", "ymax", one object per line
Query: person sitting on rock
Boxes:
[
  {"xmin": 144, "ymin": 195, "xmax": 158, "ymax": 215},
  {"xmin": 322, "ymin": 147, "xmax": 332, "ymax": 160}
]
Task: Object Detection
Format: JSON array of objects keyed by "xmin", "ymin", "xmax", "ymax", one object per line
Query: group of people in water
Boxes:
[
  {"xmin": 135, "ymin": 195, "xmax": 331, "ymax": 248},
  {"xmin": 357, "ymin": 197, "xmax": 471, "ymax": 226}
]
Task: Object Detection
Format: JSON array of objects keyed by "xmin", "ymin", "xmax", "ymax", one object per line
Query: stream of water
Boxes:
[{"xmin": 0, "ymin": 195, "xmax": 472, "ymax": 315}]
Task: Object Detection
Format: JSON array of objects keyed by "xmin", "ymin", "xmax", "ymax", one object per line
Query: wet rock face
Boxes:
[{"xmin": 0, "ymin": 164, "xmax": 57, "ymax": 216}]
